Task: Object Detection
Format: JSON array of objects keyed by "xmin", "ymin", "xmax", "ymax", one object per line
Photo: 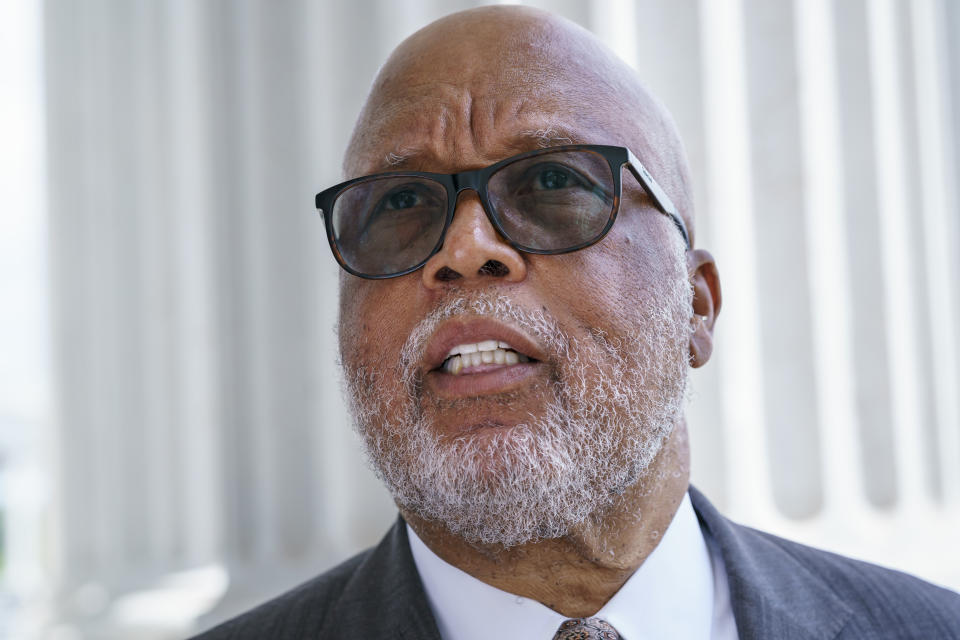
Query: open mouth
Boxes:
[{"xmin": 438, "ymin": 339, "xmax": 536, "ymax": 375}]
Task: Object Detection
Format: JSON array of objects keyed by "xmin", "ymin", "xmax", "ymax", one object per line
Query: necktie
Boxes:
[{"xmin": 553, "ymin": 617, "xmax": 622, "ymax": 639}]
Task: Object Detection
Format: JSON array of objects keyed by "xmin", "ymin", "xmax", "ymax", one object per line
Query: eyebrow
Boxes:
[
  {"xmin": 383, "ymin": 149, "xmax": 415, "ymax": 168},
  {"xmin": 376, "ymin": 126, "xmax": 590, "ymax": 173},
  {"xmin": 516, "ymin": 126, "xmax": 582, "ymax": 148}
]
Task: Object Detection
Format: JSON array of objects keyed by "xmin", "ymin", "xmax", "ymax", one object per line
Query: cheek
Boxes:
[
  {"xmin": 536, "ymin": 231, "xmax": 670, "ymax": 336},
  {"xmin": 338, "ymin": 277, "xmax": 418, "ymax": 371}
]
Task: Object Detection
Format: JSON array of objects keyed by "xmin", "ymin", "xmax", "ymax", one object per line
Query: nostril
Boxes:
[
  {"xmin": 478, "ymin": 260, "xmax": 509, "ymax": 277},
  {"xmin": 435, "ymin": 266, "xmax": 461, "ymax": 282}
]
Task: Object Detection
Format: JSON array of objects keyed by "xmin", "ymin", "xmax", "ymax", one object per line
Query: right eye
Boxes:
[
  {"xmin": 384, "ymin": 189, "xmax": 420, "ymax": 210},
  {"xmin": 359, "ymin": 182, "xmax": 444, "ymax": 241},
  {"xmin": 371, "ymin": 183, "xmax": 441, "ymax": 217}
]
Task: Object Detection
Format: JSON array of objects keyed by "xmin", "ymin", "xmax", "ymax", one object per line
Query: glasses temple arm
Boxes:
[{"xmin": 625, "ymin": 150, "xmax": 691, "ymax": 249}]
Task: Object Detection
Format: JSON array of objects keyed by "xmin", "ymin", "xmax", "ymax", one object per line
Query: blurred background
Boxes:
[{"xmin": 1, "ymin": 0, "xmax": 959, "ymax": 637}]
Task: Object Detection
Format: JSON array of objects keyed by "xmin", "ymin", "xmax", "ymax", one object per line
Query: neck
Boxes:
[{"xmin": 403, "ymin": 422, "xmax": 691, "ymax": 617}]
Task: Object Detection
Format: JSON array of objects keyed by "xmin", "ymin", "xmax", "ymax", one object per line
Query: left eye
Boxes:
[{"xmin": 536, "ymin": 168, "xmax": 572, "ymax": 190}]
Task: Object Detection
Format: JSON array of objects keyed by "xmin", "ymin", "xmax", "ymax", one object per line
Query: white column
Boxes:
[
  {"xmin": 590, "ymin": 0, "xmax": 638, "ymax": 69},
  {"xmin": 513, "ymin": 0, "xmax": 590, "ymax": 26},
  {"xmin": 866, "ymin": 0, "xmax": 931, "ymax": 513},
  {"xmin": 47, "ymin": 0, "xmax": 124, "ymax": 609},
  {"xmin": 166, "ymin": 0, "xmax": 223, "ymax": 570},
  {"xmin": 621, "ymin": 0, "xmax": 726, "ymax": 503},
  {"xmin": 198, "ymin": 0, "xmax": 402, "ymax": 627},
  {"xmin": 302, "ymin": 0, "xmax": 400, "ymax": 564},
  {"xmin": 698, "ymin": 0, "xmax": 775, "ymax": 523},
  {"xmin": 741, "ymin": 0, "xmax": 824, "ymax": 520},
  {"xmin": 0, "ymin": 1, "xmax": 52, "ymax": 637},
  {"xmin": 831, "ymin": 0, "xmax": 899, "ymax": 510},
  {"xmin": 793, "ymin": 0, "xmax": 867, "ymax": 517},
  {"xmin": 911, "ymin": 0, "xmax": 960, "ymax": 508}
]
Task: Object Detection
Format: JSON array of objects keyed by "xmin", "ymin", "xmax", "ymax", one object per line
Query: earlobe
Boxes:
[
  {"xmin": 686, "ymin": 249, "xmax": 721, "ymax": 368},
  {"xmin": 689, "ymin": 316, "xmax": 713, "ymax": 367}
]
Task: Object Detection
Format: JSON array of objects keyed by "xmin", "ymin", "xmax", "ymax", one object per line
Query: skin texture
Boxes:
[{"xmin": 337, "ymin": 6, "xmax": 722, "ymax": 617}]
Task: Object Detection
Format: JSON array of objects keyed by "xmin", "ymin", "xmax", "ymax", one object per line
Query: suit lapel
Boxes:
[
  {"xmin": 689, "ymin": 487, "xmax": 852, "ymax": 640},
  {"xmin": 317, "ymin": 516, "xmax": 442, "ymax": 640}
]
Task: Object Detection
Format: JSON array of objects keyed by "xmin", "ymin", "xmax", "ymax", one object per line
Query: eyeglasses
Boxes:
[{"xmin": 315, "ymin": 144, "xmax": 690, "ymax": 279}]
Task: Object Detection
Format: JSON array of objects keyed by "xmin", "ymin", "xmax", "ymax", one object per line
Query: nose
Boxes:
[{"xmin": 420, "ymin": 191, "xmax": 527, "ymax": 289}]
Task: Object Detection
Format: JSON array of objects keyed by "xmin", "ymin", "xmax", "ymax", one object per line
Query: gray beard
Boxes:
[{"xmin": 341, "ymin": 243, "xmax": 692, "ymax": 548}]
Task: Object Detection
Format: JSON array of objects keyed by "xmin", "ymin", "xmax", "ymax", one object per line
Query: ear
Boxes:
[{"xmin": 686, "ymin": 248, "xmax": 721, "ymax": 368}]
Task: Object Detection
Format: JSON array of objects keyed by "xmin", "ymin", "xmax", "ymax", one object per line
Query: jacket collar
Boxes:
[
  {"xmin": 318, "ymin": 516, "xmax": 442, "ymax": 639},
  {"xmin": 689, "ymin": 486, "xmax": 852, "ymax": 640},
  {"xmin": 327, "ymin": 488, "xmax": 853, "ymax": 640}
]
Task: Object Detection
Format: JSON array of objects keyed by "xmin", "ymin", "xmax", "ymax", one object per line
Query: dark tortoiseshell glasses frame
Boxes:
[{"xmin": 314, "ymin": 144, "xmax": 691, "ymax": 279}]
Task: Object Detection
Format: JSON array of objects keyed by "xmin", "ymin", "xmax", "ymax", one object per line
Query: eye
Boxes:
[
  {"xmin": 385, "ymin": 189, "xmax": 420, "ymax": 210},
  {"xmin": 536, "ymin": 168, "xmax": 571, "ymax": 190},
  {"xmin": 534, "ymin": 165, "xmax": 590, "ymax": 191}
]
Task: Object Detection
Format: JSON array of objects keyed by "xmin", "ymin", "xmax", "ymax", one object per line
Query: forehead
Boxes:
[{"xmin": 347, "ymin": 81, "xmax": 621, "ymax": 176}]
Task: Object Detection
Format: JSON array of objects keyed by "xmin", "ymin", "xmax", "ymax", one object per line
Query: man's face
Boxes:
[{"xmin": 337, "ymin": 58, "xmax": 694, "ymax": 547}]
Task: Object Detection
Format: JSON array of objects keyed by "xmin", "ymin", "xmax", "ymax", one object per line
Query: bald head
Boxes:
[{"xmin": 344, "ymin": 6, "xmax": 698, "ymax": 243}]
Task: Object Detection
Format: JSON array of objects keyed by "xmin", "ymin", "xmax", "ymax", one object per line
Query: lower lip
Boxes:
[{"xmin": 425, "ymin": 362, "xmax": 541, "ymax": 398}]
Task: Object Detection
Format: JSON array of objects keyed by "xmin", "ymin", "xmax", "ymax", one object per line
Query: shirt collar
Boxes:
[{"xmin": 408, "ymin": 492, "xmax": 715, "ymax": 640}]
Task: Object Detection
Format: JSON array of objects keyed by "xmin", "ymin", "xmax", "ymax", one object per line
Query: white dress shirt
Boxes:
[{"xmin": 407, "ymin": 492, "xmax": 739, "ymax": 639}]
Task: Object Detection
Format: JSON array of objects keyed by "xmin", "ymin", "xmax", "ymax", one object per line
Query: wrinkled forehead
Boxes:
[
  {"xmin": 338, "ymin": 8, "xmax": 695, "ymax": 242},
  {"xmin": 344, "ymin": 80, "xmax": 624, "ymax": 178}
]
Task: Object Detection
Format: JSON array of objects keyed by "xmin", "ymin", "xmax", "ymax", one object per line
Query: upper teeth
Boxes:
[
  {"xmin": 444, "ymin": 340, "xmax": 512, "ymax": 359},
  {"xmin": 442, "ymin": 340, "xmax": 530, "ymax": 374}
]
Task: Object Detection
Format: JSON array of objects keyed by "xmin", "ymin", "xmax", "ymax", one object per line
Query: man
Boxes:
[{"xmin": 196, "ymin": 6, "xmax": 960, "ymax": 639}]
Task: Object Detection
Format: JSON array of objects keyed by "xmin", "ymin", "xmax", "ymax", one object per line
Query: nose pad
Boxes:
[{"xmin": 420, "ymin": 190, "xmax": 527, "ymax": 288}]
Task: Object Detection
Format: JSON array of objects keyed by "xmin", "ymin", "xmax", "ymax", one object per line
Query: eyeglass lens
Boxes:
[
  {"xmin": 487, "ymin": 150, "xmax": 613, "ymax": 250},
  {"xmin": 330, "ymin": 149, "xmax": 616, "ymax": 277}
]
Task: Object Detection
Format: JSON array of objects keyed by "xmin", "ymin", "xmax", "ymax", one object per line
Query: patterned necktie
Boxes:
[{"xmin": 553, "ymin": 617, "xmax": 622, "ymax": 639}]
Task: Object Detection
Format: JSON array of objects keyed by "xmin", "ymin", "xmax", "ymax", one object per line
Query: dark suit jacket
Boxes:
[{"xmin": 193, "ymin": 487, "xmax": 960, "ymax": 639}]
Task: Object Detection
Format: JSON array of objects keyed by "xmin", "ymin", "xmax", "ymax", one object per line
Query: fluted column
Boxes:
[
  {"xmin": 698, "ymin": 0, "xmax": 775, "ymax": 523},
  {"xmin": 793, "ymin": 0, "xmax": 866, "ymax": 519},
  {"xmin": 910, "ymin": 0, "xmax": 960, "ymax": 508},
  {"xmin": 628, "ymin": 0, "xmax": 726, "ymax": 503}
]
